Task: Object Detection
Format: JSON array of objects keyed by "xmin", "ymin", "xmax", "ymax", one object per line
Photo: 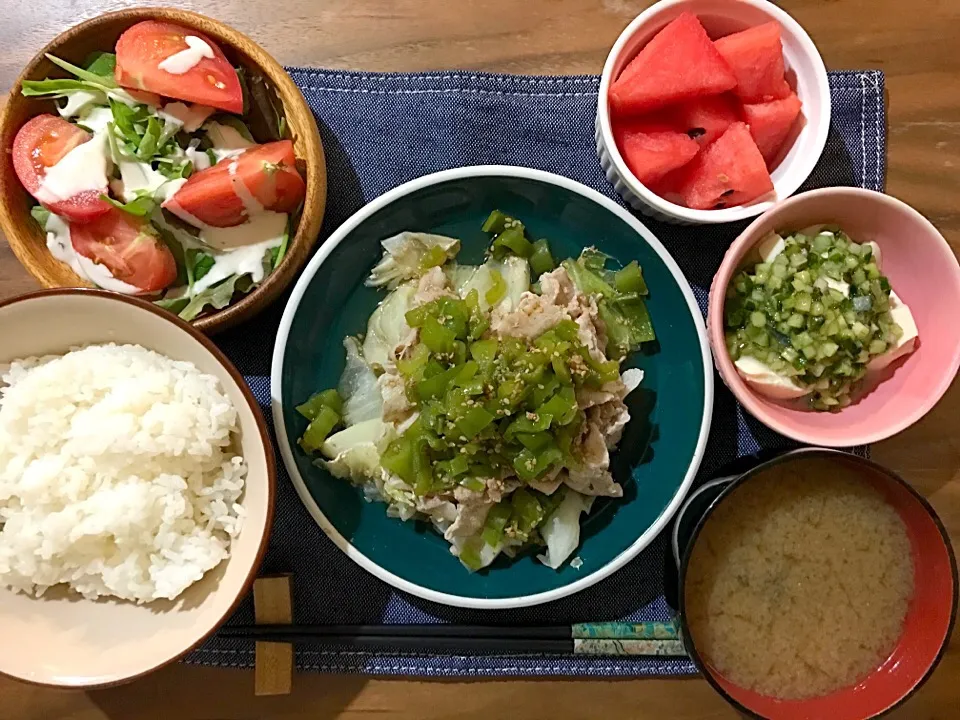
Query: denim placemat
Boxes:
[{"xmin": 185, "ymin": 69, "xmax": 886, "ymax": 677}]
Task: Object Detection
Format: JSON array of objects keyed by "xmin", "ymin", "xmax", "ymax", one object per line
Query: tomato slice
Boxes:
[
  {"xmin": 115, "ymin": 21, "xmax": 243, "ymax": 114},
  {"xmin": 70, "ymin": 209, "xmax": 177, "ymax": 293},
  {"xmin": 12, "ymin": 114, "xmax": 112, "ymax": 223},
  {"xmin": 163, "ymin": 140, "xmax": 305, "ymax": 228}
]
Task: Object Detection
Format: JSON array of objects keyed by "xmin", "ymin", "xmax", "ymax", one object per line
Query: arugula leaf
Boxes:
[
  {"xmin": 154, "ymin": 296, "xmax": 190, "ymax": 314},
  {"xmin": 214, "ymin": 115, "xmax": 255, "ymax": 143},
  {"xmin": 137, "ymin": 116, "xmax": 163, "ymax": 160},
  {"xmin": 187, "ymin": 249, "xmax": 215, "ymax": 282},
  {"xmin": 156, "ymin": 159, "xmax": 193, "ymax": 180},
  {"xmin": 271, "ymin": 208, "xmax": 298, "ymax": 269},
  {"xmin": 153, "ymin": 224, "xmax": 188, "ymax": 287},
  {"xmin": 246, "ymin": 72, "xmax": 285, "ymax": 141},
  {"xmin": 101, "ymin": 193, "xmax": 156, "ymax": 217},
  {"xmin": 235, "ymin": 67, "xmax": 250, "ymax": 116},
  {"xmin": 83, "ymin": 51, "xmax": 116, "ymax": 77},
  {"xmin": 157, "ymin": 118, "xmax": 183, "ymax": 152},
  {"xmin": 194, "ymin": 256, "xmax": 215, "ymax": 282},
  {"xmin": 178, "ymin": 273, "xmax": 256, "ymax": 322},
  {"xmin": 271, "ymin": 234, "xmax": 288, "ymax": 269},
  {"xmin": 157, "ymin": 136, "xmax": 183, "ymax": 157},
  {"xmin": 103, "ymin": 119, "xmax": 131, "ymax": 165},
  {"xmin": 109, "ymin": 98, "xmax": 144, "ymax": 145},
  {"xmin": 21, "ymin": 78, "xmax": 106, "ymax": 97},
  {"xmin": 30, "ymin": 205, "xmax": 51, "ymax": 228},
  {"xmin": 45, "ymin": 53, "xmax": 118, "ymax": 89}
]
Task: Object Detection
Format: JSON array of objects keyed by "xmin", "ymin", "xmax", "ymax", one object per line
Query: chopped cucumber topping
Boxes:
[{"xmin": 725, "ymin": 229, "xmax": 903, "ymax": 411}]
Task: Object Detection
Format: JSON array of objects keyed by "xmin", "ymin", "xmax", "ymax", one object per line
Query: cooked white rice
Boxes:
[{"xmin": 0, "ymin": 343, "xmax": 246, "ymax": 603}]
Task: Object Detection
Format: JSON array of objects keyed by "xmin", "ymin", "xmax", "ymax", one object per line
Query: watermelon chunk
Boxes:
[
  {"xmin": 714, "ymin": 22, "xmax": 791, "ymax": 102},
  {"xmin": 610, "ymin": 12, "xmax": 737, "ymax": 116},
  {"xmin": 675, "ymin": 122, "xmax": 774, "ymax": 209},
  {"xmin": 743, "ymin": 92, "xmax": 803, "ymax": 164},
  {"xmin": 666, "ymin": 93, "xmax": 742, "ymax": 147},
  {"xmin": 649, "ymin": 165, "xmax": 687, "ymax": 206},
  {"xmin": 613, "ymin": 119, "xmax": 700, "ymax": 187}
]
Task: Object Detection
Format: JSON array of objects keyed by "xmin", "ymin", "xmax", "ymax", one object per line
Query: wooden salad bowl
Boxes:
[{"xmin": 0, "ymin": 7, "xmax": 327, "ymax": 334}]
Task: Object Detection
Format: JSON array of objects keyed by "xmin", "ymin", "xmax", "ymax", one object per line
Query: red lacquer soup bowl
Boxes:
[{"xmin": 678, "ymin": 448, "xmax": 957, "ymax": 720}]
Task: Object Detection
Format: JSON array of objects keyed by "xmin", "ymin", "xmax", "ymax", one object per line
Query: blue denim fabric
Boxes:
[{"xmin": 185, "ymin": 69, "xmax": 886, "ymax": 677}]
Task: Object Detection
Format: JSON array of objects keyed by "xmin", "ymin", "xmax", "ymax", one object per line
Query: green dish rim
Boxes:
[{"xmin": 271, "ymin": 165, "xmax": 714, "ymax": 609}]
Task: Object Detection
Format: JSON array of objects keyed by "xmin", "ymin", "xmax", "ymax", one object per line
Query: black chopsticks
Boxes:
[{"xmin": 218, "ymin": 622, "xmax": 686, "ymax": 657}]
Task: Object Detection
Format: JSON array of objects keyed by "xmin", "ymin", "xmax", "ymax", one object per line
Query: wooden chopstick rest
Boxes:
[{"xmin": 253, "ymin": 574, "xmax": 294, "ymax": 696}]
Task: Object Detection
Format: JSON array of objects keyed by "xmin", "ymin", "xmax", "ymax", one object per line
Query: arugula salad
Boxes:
[
  {"xmin": 13, "ymin": 21, "xmax": 305, "ymax": 320},
  {"xmin": 296, "ymin": 212, "xmax": 656, "ymax": 572}
]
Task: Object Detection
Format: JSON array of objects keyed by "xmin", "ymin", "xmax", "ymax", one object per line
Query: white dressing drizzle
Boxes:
[
  {"xmin": 160, "ymin": 102, "xmax": 214, "ymax": 132},
  {"xmin": 185, "ymin": 145, "xmax": 212, "ymax": 171},
  {"xmin": 192, "ymin": 236, "xmax": 283, "ymax": 293},
  {"xmin": 35, "ymin": 132, "xmax": 111, "ymax": 205},
  {"xmin": 57, "ymin": 90, "xmax": 103, "ymax": 118},
  {"xmin": 107, "ymin": 88, "xmax": 156, "ymax": 108},
  {"xmin": 199, "ymin": 211, "xmax": 287, "ymax": 251},
  {"xmin": 156, "ymin": 110, "xmax": 184, "ymax": 142},
  {"xmin": 43, "ymin": 213, "xmax": 139, "ymax": 294},
  {"xmin": 75, "ymin": 254, "xmax": 141, "ymax": 294},
  {"xmin": 158, "ymin": 36, "xmax": 215, "ymax": 75},
  {"xmin": 44, "ymin": 213, "xmax": 85, "ymax": 277},
  {"xmin": 115, "ymin": 158, "xmax": 169, "ymax": 202},
  {"xmin": 227, "ymin": 158, "xmax": 265, "ymax": 218},
  {"xmin": 204, "ymin": 121, "xmax": 253, "ymax": 162},
  {"xmin": 159, "ymin": 178, "xmax": 188, "ymax": 202},
  {"xmin": 75, "ymin": 106, "xmax": 114, "ymax": 135}
]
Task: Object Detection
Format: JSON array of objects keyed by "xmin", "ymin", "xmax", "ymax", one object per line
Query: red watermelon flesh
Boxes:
[
  {"xmin": 714, "ymin": 22, "xmax": 791, "ymax": 102},
  {"xmin": 676, "ymin": 122, "xmax": 774, "ymax": 209},
  {"xmin": 613, "ymin": 118, "xmax": 700, "ymax": 187},
  {"xmin": 610, "ymin": 12, "xmax": 737, "ymax": 116},
  {"xmin": 667, "ymin": 93, "xmax": 742, "ymax": 147},
  {"xmin": 743, "ymin": 92, "xmax": 803, "ymax": 164},
  {"xmin": 649, "ymin": 165, "xmax": 687, "ymax": 206}
]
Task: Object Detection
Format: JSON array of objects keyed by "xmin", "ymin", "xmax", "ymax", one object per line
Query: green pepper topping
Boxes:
[
  {"xmin": 295, "ymin": 388, "xmax": 343, "ymax": 420},
  {"xmin": 298, "ymin": 406, "xmax": 341, "ymax": 453},
  {"xmin": 529, "ymin": 238, "xmax": 556, "ymax": 277}
]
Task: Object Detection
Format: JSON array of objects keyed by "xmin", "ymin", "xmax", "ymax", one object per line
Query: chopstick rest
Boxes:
[{"xmin": 253, "ymin": 574, "xmax": 294, "ymax": 696}]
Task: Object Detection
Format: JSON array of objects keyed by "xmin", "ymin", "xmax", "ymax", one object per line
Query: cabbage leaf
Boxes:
[
  {"xmin": 338, "ymin": 337, "xmax": 383, "ymax": 426},
  {"xmin": 366, "ymin": 232, "xmax": 460, "ymax": 289},
  {"xmin": 362, "ymin": 282, "xmax": 417, "ymax": 369},
  {"xmin": 537, "ymin": 491, "xmax": 594, "ymax": 569}
]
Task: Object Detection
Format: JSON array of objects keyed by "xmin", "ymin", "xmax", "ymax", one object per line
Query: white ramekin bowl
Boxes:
[{"xmin": 595, "ymin": 0, "xmax": 830, "ymax": 225}]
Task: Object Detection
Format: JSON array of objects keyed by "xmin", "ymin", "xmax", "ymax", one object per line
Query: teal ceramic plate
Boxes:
[{"xmin": 272, "ymin": 166, "xmax": 713, "ymax": 608}]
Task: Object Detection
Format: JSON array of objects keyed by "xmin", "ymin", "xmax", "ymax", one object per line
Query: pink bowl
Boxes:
[{"xmin": 708, "ymin": 187, "xmax": 960, "ymax": 446}]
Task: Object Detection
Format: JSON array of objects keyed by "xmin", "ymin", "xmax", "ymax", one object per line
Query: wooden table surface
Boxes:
[{"xmin": 1, "ymin": 0, "xmax": 958, "ymax": 717}]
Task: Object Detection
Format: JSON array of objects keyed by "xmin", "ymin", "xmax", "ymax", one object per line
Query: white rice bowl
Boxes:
[{"xmin": 0, "ymin": 343, "xmax": 246, "ymax": 604}]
